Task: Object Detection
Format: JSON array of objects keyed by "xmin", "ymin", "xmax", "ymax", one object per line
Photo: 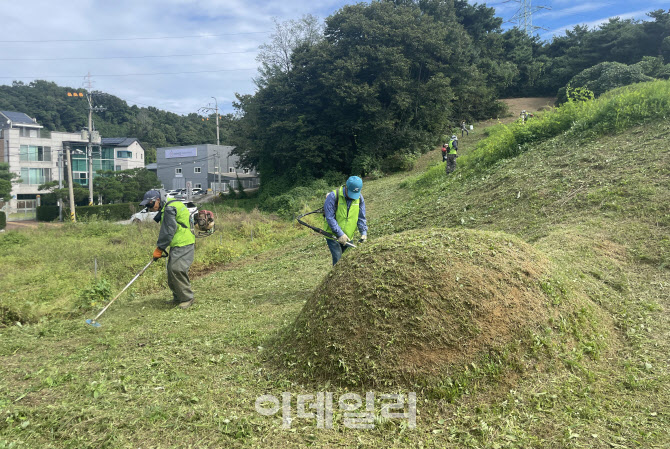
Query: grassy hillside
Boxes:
[{"xmin": 1, "ymin": 82, "xmax": 668, "ymax": 448}]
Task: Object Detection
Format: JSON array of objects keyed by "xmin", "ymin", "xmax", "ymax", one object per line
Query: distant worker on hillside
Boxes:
[
  {"xmin": 141, "ymin": 189, "xmax": 196, "ymax": 309},
  {"xmin": 520, "ymin": 110, "xmax": 534, "ymax": 123},
  {"xmin": 445, "ymin": 135, "xmax": 458, "ymax": 174},
  {"xmin": 441, "ymin": 143, "xmax": 448, "ymax": 162},
  {"xmin": 460, "ymin": 120, "xmax": 469, "ymax": 137},
  {"xmin": 323, "ymin": 176, "xmax": 368, "ymax": 265}
]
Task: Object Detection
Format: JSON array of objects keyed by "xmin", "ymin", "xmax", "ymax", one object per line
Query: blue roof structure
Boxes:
[
  {"xmin": 101, "ymin": 137, "xmax": 140, "ymax": 147},
  {"xmin": 0, "ymin": 111, "xmax": 40, "ymax": 126}
]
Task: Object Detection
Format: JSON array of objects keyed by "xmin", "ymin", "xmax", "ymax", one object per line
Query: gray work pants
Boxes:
[
  {"xmin": 446, "ymin": 154, "xmax": 458, "ymax": 173},
  {"xmin": 167, "ymin": 244, "xmax": 194, "ymax": 303}
]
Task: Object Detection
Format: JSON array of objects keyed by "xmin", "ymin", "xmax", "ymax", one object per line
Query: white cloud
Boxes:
[
  {"xmin": 535, "ymin": 3, "xmax": 608, "ymax": 21},
  {"xmin": 540, "ymin": 8, "xmax": 655, "ymax": 40},
  {"xmin": 0, "ymin": 0, "xmax": 346, "ymax": 117}
]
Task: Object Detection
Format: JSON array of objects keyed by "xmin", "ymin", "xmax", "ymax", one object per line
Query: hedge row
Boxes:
[
  {"xmin": 36, "ymin": 203, "xmax": 139, "ymax": 222},
  {"xmin": 0, "ymin": 211, "xmax": 5, "ymax": 230},
  {"xmin": 37, "ymin": 205, "xmax": 60, "ymax": 222}
]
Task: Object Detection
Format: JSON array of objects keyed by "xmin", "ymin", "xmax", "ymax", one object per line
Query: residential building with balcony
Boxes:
[{"xmin": 0, "ymin": 110, "xmax": 145, "ymax": 218}]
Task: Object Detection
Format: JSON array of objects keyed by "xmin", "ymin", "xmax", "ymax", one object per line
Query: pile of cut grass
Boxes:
[{"xmin": 272, "ymin": 228, "xmax": 604, "ymax": 395}]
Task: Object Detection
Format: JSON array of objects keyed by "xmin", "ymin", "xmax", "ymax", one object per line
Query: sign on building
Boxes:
[{"xmin": 165, "ymin": 147, "xmax": 197, "ymax": 158}]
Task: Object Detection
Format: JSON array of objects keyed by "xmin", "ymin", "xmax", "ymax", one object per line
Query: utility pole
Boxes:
[
  {"xmin": 198, "ymin": 97, "xmax": 221, "ymax": 195},
  {"xmin": 218, "ymin": 151, "xmax": 222, "ymax": 195},
  {"xmin": 58, "ymin": 150, "xmax": 63, "ymax": 222},
  {"xmin": 213, "ymin": 97, "xmax": 220, "ymax": 146},
  {"xmin": 65, "ymin": 145, "xmax": 76, "ymax": 222},
  {"xmin": 68, "ymin": 73, "xmax": 105, "ymax": 206}
]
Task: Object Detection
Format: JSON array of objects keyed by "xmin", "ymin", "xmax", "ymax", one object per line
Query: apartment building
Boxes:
[{"xmin": 0, "ymin": 111, "xmax": 145, "ymax": 217}]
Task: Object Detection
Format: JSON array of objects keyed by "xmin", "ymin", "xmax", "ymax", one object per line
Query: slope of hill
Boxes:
[{"xmin": 0, "ymin": 84, "xmax": 668, "ymax": 448}]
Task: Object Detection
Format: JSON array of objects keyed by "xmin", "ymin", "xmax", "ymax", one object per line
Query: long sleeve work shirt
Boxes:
[{"xmin": 323, "ymin": 191, "xmax": 368, "ymax": 238}]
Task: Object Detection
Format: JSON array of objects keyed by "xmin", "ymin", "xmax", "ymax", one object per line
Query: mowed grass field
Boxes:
[{"xmin": 1, "ymin": 88, "xmax": 669, "ymax": 448}]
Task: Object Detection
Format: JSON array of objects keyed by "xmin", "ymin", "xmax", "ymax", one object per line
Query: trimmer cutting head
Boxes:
[{"xmin": 85, "ymin": 319, "xmax": 102, "ymax": 328}]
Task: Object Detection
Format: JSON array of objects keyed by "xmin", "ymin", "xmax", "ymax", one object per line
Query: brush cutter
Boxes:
[
  {"xmin": 295, "ymin": 208, "xmax": 358, "ymax": 248},
  {"xmin": 85, "ymin": 252, "xmax": 165, "ymax": 327},
  {"xmin": 192, "ymin": 209, "xmax": 216, "ymax": 238}
]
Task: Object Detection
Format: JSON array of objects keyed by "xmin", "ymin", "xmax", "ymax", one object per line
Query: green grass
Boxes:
[{"xmin": 1, "ymin": 82, "xmax": 669, "ymax": 448}]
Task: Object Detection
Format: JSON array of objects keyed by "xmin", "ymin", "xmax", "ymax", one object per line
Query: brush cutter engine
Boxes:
[{"xmin": 193, "ymin": 209, "xmax": 215, "ymax": 237}]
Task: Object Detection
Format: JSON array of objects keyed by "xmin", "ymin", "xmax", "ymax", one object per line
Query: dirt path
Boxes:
[
  {"xmin": 4, "ymin": 221, "xmax": 62, "ymax": 231},
  {"xmin": 478, "ymin": 97, "xmax": 557, "ymax": 126}
]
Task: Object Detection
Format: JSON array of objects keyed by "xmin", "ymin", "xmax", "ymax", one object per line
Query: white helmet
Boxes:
[{"xmin": 451, "ymin": 135, "xmax": 457, "ymax": 140}]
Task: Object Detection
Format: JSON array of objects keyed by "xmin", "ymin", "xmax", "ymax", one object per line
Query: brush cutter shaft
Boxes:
[
  {"xmin": 296, "ymin": 209, "xmax": 357, "ymax": 248},
  {"xmin": 91, "ymin": 259, "xmax": 154, "ymax": 322}
]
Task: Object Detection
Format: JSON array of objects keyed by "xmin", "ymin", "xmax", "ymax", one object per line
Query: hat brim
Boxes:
[
  {"xmin": 347, "ymin": 191, "xmax": 361, "ymax": 200},
  {"xmin": 139, "ymin": 199, "xmax": 150, "ymax": 206}
]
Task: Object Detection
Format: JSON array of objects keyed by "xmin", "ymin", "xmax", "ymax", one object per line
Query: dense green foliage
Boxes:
[
  {"xmin": 232, "ymin": 0, "xmax": 510, "ymax": 185},
  {"xmin": 556, "ymin": 57, "xmax": 667, "ymax": 103},
  {"xmin": 0, "ymin": 163, "xmax": 20, "ymax": 199},
  {"xmin": 232, "ymin": 2, "xmax": 670, "ymax": 194},
  {"xmin": 36, "ymin": 205, "xmax": 59, "ymax": 222},
  {"xmin": 68, "ymin": 203, "xmax": 141, "ymax": 222},
  {"xmin": 0, "ymin": 211, "xmax": 5, "ymax": 230},
  {"xmin": 522, "ymin": 10, "xmax": 670, "ymax": 96},
  {"xmin": 38, "ymin": 167, "xmax": 160, "ymax": 206},
  {"xmin": 0, "ymin": 81, "xmax": 233, "ymax": 162}
]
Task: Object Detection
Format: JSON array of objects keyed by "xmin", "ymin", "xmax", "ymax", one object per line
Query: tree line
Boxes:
[
  {"xmin": 230, "ymin": 1, "xmax": 670, "ymax": 193},
  {"xmin": 1, "ymin": 1, "xmax": 668, "ymax": 198},
  {"xmin": 0, "ymin": 80, "xmax": 234, "ymax": 164}
]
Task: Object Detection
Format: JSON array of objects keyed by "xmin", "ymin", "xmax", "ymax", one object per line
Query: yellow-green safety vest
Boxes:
[
  {"xmin": 324, "ymin": 186, "xmax": 360, "ymax": 240},
  {"xmin": 160, "ymin": 198, "xmax": 195, "ymax": 248},
  {"xmin": 448, "ymin": 139, "xmax": 457, "ymax": 154}
]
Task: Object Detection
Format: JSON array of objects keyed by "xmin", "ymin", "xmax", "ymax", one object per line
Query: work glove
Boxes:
[
  {"xmin": 359, "ymin": 234, "xmax": 367, "ymax": 243},
  {"xmin": 337, "ymin": 234, "xmax": 350, "ymax": 245},
  {"xmin": 153, "ymin": 247, "xmax": 164, "ymax": 261}
]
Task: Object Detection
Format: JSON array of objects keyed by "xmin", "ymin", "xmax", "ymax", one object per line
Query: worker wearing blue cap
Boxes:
[{"xmin": 322, "ymin": 176, "xmax": 368, "ymax": 265}]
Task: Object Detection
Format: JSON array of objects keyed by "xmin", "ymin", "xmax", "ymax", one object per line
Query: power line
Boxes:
[
  {"xmin": 0, "ymin": 67, "xmax": 257, "ymax": 79},
  {"xmin": 0, "ymin": 31, "xmax": 270, "ymax": 44},
  {"xmin": 112, "ymin": 95, "xmax": 196, "ymax": 115},
  {"xmin": 154, "ymin": 155, "xmax": 217, "ymax": 170},
  {"xmin": 0, "ymin": 49, "xmax": 258, "ymax": 62}
]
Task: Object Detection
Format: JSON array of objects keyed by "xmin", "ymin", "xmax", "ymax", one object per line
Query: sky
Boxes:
[{"xmin": 1, "ymin": 0, "xmax": 666, "ymax": 118}]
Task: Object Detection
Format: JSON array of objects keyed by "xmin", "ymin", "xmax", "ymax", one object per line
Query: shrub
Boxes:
[
  {"xmin": 38, "ymin": 203, "xmax": 136, "ymax": 222},
  {"xmin": 77, "ymin": 203, "xmax": 137, "ymax": 221},
  {"xmin": 76, "ymin": 279, "xmax": 112, "ymax": 310},
  {"xmin": 37, "ymin": 205, "xmax": 60, "ymax": 222},
  {"xmin": 350, "ymin": 154, "xmax": 379, "ymax": 177},
  {"xmin": 379, "ymin": 152, "xmax": 418, "ymax": 173},
  {"xmin": 557, "ymin": 62, "xmax": 654, "ymax": 104},
  {"xmin": 0, "ymin": 210, "xmax": 5, "ymax": 230}
]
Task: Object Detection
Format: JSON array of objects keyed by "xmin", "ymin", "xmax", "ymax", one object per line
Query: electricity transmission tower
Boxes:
[{"xmin": 505, "ymin": 0, "xmax": 550, "ymax": 36}]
